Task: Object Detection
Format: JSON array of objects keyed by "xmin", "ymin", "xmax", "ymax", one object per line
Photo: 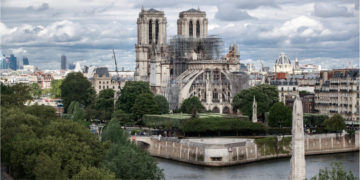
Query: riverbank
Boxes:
[{"xmin": 135, "ymin": 132, "xmax": 359, "ymax": 167}]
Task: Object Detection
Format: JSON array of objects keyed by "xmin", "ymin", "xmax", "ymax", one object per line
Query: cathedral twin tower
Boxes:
[{"xmin": 135, "ymin": 8, "xmax": 208, "ymax": 82}]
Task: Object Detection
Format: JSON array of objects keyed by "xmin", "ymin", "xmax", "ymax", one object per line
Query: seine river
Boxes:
[{"xmin": 157, "ymin": 152, "xmax": 359, "ymax": 180}]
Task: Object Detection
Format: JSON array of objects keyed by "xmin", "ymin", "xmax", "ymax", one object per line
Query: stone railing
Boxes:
[{"xmin": 144, "ymin": 132, "xmax": 359, "ymax": 166}]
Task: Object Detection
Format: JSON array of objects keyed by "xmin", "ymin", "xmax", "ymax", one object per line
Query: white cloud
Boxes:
[
  {"xmin": 314, "ymin": 3, "xmax": 353, "ymax": 17},
  {"xmin": 260, "ymin": 16, "xmax": 327, "ymax": 38},
  {"xmin": 0, "ymin": 0, "xmax": 358, "ymax": 70}
]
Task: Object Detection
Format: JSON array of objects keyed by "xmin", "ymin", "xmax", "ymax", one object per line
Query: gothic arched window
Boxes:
[
  {"xmin": 189, "ymin": 20, "xmax": 193, "ymax": 37},
  {"xmin": 149, "ymin": 20, "xmax": 153, "ymax": 43},
  {"xmin": 155, "ymin": 20, "xmax": 159, "ymax": 44},
  {"xmin": 196, "ymin": 20, "xmax": 200, "ymax": 37}
]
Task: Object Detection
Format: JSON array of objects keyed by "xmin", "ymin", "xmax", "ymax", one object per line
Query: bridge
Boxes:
[{"xmin": 131, "ymin": 136, "xmax": 154, "ymax": 150}]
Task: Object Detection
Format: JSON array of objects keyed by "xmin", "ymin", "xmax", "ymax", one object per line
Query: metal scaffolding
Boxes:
[{"xmin": 167, "ymin": 35, "xmax": 224, "ymax": 77}]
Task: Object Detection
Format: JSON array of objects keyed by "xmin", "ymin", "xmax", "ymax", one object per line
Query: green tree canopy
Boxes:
[
  {"xmin": 1, "ymin": 83, "xmax": 32, "ymax": 107},
  {"xmin": 60, "ymin": 72, "xmax": 95, "ymax": 111},
  {"xmin": 132, "ymin": 93, "xmax": 160, "ymax": 121},
  {"xmin": 154, "ymin": 95, "xmax": 169, "ymax": 114},
  {"xmin": 72, "ymin": 166, "xmax": 115, "ymax": 180},
  {"xmin": 1, "ymin": 106, "xmax": 106, "ymax": 179},
  {"xmin": 268, "ymin": 102, "xmax": 292, "ymax": 128},
  {"xmin": 116, "ymin": 81, "xmax": 152, "ymax": 113},
  {"xmin": 101, "ymin": 118, "xmax": 164, "ymax": 180},
  {"xmin": 232, "ymin": 88, "xmax": 269, "ymax": 117},
  {"xmin": 111, "ymin": 109, "xmax": 136, "ymax": 126},
  {"xmin": 95, "ymin": 89, "xmax": 115, "ymax": 121},
  {"xmin": 304, "ymin": 114, "xmax": 328, "ymax": 128},
  {"xmin": 29, "ymin": 83, "xmax": 42, "ymax": 99},
  {"xmin": 310, "ymin": 162, "xmax": 357, "ymax": 180},
  {"xmin": 324, "ymin": 114, "xmax": 346, "ymax": 133},
  {"xmin": 50, "ymin": 79, "xmax": 63, "ymax": 98},
  {"xmin": 180, "ymin": 96, "xmax": 204, "ymax": 114},
  {"xmin": 255, "ymin": 84, "xmax": 279, "ymax": 106}
]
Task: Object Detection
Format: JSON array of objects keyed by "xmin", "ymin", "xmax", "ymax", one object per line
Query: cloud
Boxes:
[
  {"xmin": 26, "ymin": 3, "xmax": 49, "ymax": 11},
  {"xmin": 215, "ymin": 4, "xmax": 254, "ymax": 21},
  {"xmin": 314, "ymin": 3, "xmax": 353, "ymax": 17},
  {"xmin": 0, "ymin": 0, "xmax": 358, "ymax": 70},
  {"xmin": 259, "ymin": 16, "xmax": 327, "ymax": 39}
]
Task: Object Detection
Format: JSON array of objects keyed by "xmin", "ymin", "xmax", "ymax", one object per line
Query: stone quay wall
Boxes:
[{"xmin": 141, "ymin": 132, "xmax": 359, "ymax": 166}]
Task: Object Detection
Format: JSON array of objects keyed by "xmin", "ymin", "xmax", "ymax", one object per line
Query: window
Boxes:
[
  {"xmin": 196, "ymin": 20, "xmax": 200, "ymax": 37},
  {"xmin": 149, "ymin": 20, "xmax": 153, "ymax": 43},
  {"xmin": 155, "ymin": 20, "xmax": 159, "ymax": 44},
  {"xmin": 210, "ymin": 157, "xmax": 222, "ymax": 161},
  {"xmin": 99, "ymin": 81, "xmax": 101, "ymax": 84},
  {"xmin": 99, "ymin": 86, "xmax": 101, "ymax": 89},
  {"xmin": 213, "ymin": 69, "xmax": 220, "ymax": 81},
  {"xmin": 213, "ymin": 90, "xmax": 218, "ymax": 99},
  {"xmin": 113, "ymin": 86, "xmax": 115, "ymax": 89},
  {"xmin": 293, "ymin": 87, "xmax": 296, "ymax": 91},
  {"xmin": 189, "ymin": 20, "xmax": 193, "ymax": 37}
]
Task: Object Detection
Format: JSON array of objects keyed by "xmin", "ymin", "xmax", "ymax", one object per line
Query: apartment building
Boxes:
[{"xmin": 314, "ymin": 69, "xmax": 360, "ymax": 122}]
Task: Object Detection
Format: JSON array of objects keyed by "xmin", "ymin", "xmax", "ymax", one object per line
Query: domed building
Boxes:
[{"xmin": 274, "ymin": 52, "xmax": 293, "ymax": 73}]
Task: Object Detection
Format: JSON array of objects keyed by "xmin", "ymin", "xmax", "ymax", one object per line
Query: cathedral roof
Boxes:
[
  {"xmin": 275, "ymin": 52, "xmax": 291, "ymax": 65},
  {"xmin": 183, "ymin": 8, "xmax": 202, "ymax": 13},
  {"xmin": 147, "ymin": 8, "xmax": 161, "ymax": 12},
  {"xmin": 180, "ymin": 8, "xmax": 205, "ymax": 16}
]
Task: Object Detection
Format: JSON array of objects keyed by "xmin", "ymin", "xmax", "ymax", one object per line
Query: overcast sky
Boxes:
[{"xmin": 1, "ymin": 0, "xmax": 359, "ymax": 70}]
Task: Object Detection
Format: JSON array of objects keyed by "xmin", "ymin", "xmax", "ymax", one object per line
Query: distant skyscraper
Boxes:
[
  {"xmin": 23, "ymin": 56, "xmax": 29, "ymax": 65},
  {"xmin": 61, "ymin": 55, "xmax": 67, "ymax": 70},
  {"xmin": 0, "ymin": 55, "xmax": 9, "ymax": 69},
  {"xmin": 68, "ymin": 63, "xmax": 75, "ymax": 70},
  {"xmin": 9, "ymin": 54, "xmax": 17, "ymax": 70}
]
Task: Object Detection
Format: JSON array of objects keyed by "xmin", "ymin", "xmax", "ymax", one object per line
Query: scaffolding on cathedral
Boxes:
[{"xmin": 167, "ymin": 35, "xmax": 224, "ymax": 77}]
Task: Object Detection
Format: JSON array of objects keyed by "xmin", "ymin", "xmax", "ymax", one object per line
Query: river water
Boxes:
[{"xmin": 157, "ymin": 152, "xmax": 359, "ymax": 180}]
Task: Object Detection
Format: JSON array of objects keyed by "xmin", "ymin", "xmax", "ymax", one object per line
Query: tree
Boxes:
[
  {"xmin": 310, "ymin": 162, "xmax": 357, "ymax": 180},
  {"xmin": 102, "ymin": 143, "xmax": 164, "ymax": 180},
  {"xmin": 268, "ymin": 102, "xmax": 292, "ymax": 128},
  {"xmin": 324, "ymin": 114, "xmax": 346, "ymax": 134},
  {"xmin": 116, "ymin": 81, "xmax": 152, "ymax": 113},
  {"xmin": 180, "ymin": 96, "xmax": 204, "ymax": 114},
  {"xmin": 1, "ymin": 105, "xmax": 107, "ymax": 179},
  {"xmin": 95, "ymin": 89, "xmax": 115, "ymax": 121},
  {"xmin": 299, "ymin": 90, "xmax": 311, "ymax": 96},
  {"xmin": 33, "ymin": 153, "xmax": 66, "ymax": 180},
  {"xmin": 72, "ymin": 166, "xmax": 115, "ymax": 180},
  {"xmin": 154, "ymin": 95, "xmax": 169, "ymax": 114},
  {"xmin": 50, "ymin": 79, "xmax": 63, "ymax": 98},
  {"xmin": 132, "ymin": 93, "xmax": 160, "ymax": 121},
  {"xmin": 232, "ymin": 88, "xmax": 269, "ymax": 117},
  {"xmin": 304, "ymin": 114, "xmax": 328, "ymax": 128},
  {"xmin": 29, "ymin": 83, "xmax": 42, "ymax": 99},
  {"xmin": 255, "ymin": 84, "xmax": 279, "ymax": 107},
  {"xmin": 1, "ymin": 83, "xmax": 32, "ymax": 106},
  {"xmin": 101, "ymin": 118, "xmax": 164, "ymax": 180},
  {"xmin": 60, "ymin": 72, "xmax": 95, "ymax": 111},
  {"xmin": 111, "ymin": 110, "xmax": 136, "ymax": 126}
]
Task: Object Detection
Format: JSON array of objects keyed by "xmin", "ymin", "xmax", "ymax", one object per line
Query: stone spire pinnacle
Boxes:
[
  {"xmin": 289, "ymin": 95, "xmax": 306, "ymax": 180},
  {"xmin": 252, "ymin": 96, "xmax": 257, "ymax": 123}
]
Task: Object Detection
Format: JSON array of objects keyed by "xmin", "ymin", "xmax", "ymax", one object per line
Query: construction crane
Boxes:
[{"xmin": 112, "ymin": 49, "xmax": 119, "ymax": 77}]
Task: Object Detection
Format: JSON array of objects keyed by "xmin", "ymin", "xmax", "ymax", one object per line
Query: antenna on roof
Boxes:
[
  {"xmin": 140, "ymin": 0, "xmax": 144, "ymax": 11},
  {"xmin": 197, "ymin": 0, "xmax": 200, "ymax": 10}
]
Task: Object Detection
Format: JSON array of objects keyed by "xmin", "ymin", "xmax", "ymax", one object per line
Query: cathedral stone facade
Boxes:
[{"xmin": 134, "ymin": 8, "xmax": 249, "ymax": 113}]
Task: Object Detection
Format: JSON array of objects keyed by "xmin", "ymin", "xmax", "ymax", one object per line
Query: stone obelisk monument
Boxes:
[
  {"xmin": 252, "ymin": 96, "xmax": 257, "ymax": 123},
  {"xmin": 289, "ymin": 96, "xmax": 306, "ymax": 180}
]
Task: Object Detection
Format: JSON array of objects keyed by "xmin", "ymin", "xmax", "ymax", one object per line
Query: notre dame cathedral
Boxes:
[{"xmin": 134, "ymin": 8, "xmax": 249, "ymax": 113}]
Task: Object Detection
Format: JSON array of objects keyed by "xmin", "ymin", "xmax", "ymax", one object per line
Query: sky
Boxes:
[{"xmin": 0, "ymin": 0, "xmax": 359, "ymax": 70}]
